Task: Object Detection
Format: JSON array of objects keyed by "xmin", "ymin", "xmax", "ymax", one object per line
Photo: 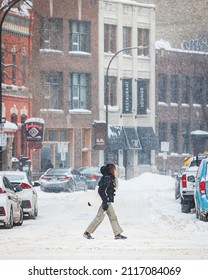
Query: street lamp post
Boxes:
[
  {"xmin": 104, "ymin": 46, "xmax": 146, "ymax": 164},
  {"xmin": 0, "ymin": 0, "xmax": 23, "ymax": 170}
]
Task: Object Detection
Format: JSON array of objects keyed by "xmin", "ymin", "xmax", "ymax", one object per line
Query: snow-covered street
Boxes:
[{"xmin": 1, "ymin": 172, "xmax": 208, "ymax": 260}]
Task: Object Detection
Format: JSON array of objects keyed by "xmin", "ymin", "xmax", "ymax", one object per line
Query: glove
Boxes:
[{"xmin": 102, "ymin": 202, "xmax": 109, "ymax": 211}]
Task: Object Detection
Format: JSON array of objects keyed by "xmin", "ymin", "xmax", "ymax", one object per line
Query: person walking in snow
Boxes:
[{"xmin": 83, "ymin": 163, "xmax": 127, "ymax": 240}]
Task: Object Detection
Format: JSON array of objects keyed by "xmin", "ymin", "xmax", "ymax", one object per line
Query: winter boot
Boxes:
[
  {"xmin": 83, "ymin": 231, "xmax": 94, "ymax": 239},
  {"xmin": 115, "ymin": 234, "xmax": 127, "ymax": 240}
]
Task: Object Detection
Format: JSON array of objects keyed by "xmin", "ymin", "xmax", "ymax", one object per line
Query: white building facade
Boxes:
[{"xmin": 98, "ymin": 0, "xmax": 157, "ymax": 179}]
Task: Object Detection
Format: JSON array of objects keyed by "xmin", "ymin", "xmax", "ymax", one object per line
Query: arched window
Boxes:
[{"xmin": 11, "ymin": 114, "xmax": 17, "ymax": 156}]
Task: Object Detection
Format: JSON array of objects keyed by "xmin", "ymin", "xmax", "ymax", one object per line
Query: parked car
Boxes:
[
  {"xmin": 0, "ymin": 175, "xmax": 23, "ymax": 229},
  {"xmin": 39, "ymin": 168, "xmax": 87, "ymax": 193},
  {"xmin": 194, "ymin": 158, "xmax": 208, "ymax": 221},
  {"xmin": 0, "ymin": 171, "xmax": 38, "ymax": 219},
  {"xmin": 79, "ymin": 166, "xmax": 102, "ymax": 189},
  {"xmin": 180, "ymin": 154, "xmax": 208, "ymax": 213},
  {"xmin": 174, "ymin": 166, "xmax": 187, "ymax": 200}
]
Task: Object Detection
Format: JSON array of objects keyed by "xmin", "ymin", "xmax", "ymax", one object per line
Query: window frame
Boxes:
[
  {"xmin": 137, "ymin": 28, "xmax": 149, "ymax": 56},
  {"xmin": 170, "ymin": 75, "xmax": 179, "ymax": 103},
  {"xmin": 182, "ymin": 75, "xmax": 190, "ymax": 104},
  {"xmin": 41, "ymin": 71, "xmax": 63, "ymax": 110},
  {"xmin": 123, "ymin": 26, "xmax": 132, "ymax": 55},
  {"xmin": 158, "ymin": 74, "xmax": 167, "ymax": 102},
  {"xmin": 69, "ymin": 73, "xmax": 90, "ymax": 110},
  {"xmin": 40, "ymin": 18, "xmax": 63, "ymax": 50},
  {"xmin": 69, "ymin": 20, "xmax": 90, "ymax": 53},
  {"xmin": 193, "ymin": 76, "xmax": 204, "ymax": 104},
  {"xmin": 104, "ymin": 76, "xmax": 117, "ymax": 106},
  {"xmin": 170, "ymin": 123, "xmax": 178, "ymax": 153},
  {"xmin": 104, "ymin": 24, "xmax": 117, "ymax": 53}
]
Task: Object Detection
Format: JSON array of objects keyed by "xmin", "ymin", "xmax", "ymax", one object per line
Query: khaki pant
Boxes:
[{"xmin": 85, "ymin": 203, "xmax": 123, "ymax": 236}]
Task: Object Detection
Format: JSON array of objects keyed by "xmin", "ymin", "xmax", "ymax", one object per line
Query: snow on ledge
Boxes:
[
  {"xmin": 191, "ymin": 130, "xmax": 208, "ymax": 136},
  {"xmin": 69, "ymin": 109, "xmax": 92, "ymax": 114}
]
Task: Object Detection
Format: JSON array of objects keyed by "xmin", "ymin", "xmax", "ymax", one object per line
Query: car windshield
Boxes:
[
  {"xmin": 46, "ymin": 168, "xmax": 72, "ymax": 175},
  {"xmin": 4, "ymin": 174, "xmax": 25, "ymax": 181},
  {"xmin": 190, "ymin": 159, "xmax": 202, "ymax": 167},
  {"xmin": 81, "ymin": 167, "xmax": 100, "ymax": 174}
]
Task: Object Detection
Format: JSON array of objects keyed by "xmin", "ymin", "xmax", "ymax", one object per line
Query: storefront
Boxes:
[{"xmin": 107, "ymin": 125, "xmax": 158, "ymax": 179}]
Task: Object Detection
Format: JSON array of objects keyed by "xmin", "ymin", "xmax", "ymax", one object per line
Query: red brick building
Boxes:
[
  {"xmin": 31, "ymin": 0, "xmax": 99, "ymax": 172},
  {"xmin": 1, "ymin": 2, "xmax": 33, "ymax": 170},
  {"xmin": 155, "ymin": 41, "xmax": 208, "ymax": 174}
]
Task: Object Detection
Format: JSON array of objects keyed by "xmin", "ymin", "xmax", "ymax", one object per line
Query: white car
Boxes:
[
  {"xmin": 0, "ymin": 171, "xmax": 38, "ymax": 219},
  {"xmin": 0, "ymin": 175, "xmax": 23, "ymax": 229}
]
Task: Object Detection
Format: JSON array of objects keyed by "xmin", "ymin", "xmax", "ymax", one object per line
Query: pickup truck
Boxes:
[{"xmin": 180, "ymin": 154, "xmax": 208, "ymax": 213}]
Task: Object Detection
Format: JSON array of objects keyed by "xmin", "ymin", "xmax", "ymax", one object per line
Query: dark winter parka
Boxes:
[{"xmin": 98, "ymin": 166, "xmax": 116, "ymax": 204}]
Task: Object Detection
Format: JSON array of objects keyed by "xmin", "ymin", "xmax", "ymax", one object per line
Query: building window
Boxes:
[
  {"xmin": 170, "ymin": 123, "xmax": 178, "ymax": 153},
  {"xmin": 21, "ymin": 114, "xmax": 27, "ymax": 156},
  {"xmin": 11, "ymin": 113, "xmax": 17, "ymax": 157},
  {"xmin": 69, "ymin": 20, "xmax": 90, "ymax": 52},
  {"xmin": 40, "ymin": 18, "xmax": 63, "ymax": 50},
  {"xmin": 182, "ymin": 76, "xmax": 190, "ymax": 104},
  {"xmin": 2, "ymin": 50, "xmax": 4, "ymax": 83},
  {"xmin": 182, "ymin": 123, "xmax": 189, "ymax": 153},
  {"xmin": 158, "ymin": 74, "xmax": 167, "ymax": 102},
  {"xmin": 137, "ymin": 79, "xmax": 149, "ymax": 115},
  {"xmin": 193, "ymin": 76, "xmax": 203, "ymax": 104},
  {"xmin": 104, "ymin": 24, "xmax": 117, "ymax": 53},
  {"xmin": 48, "ymin": 130, "xmax": 58, "ymax": 141},
  {"xmin": 12, "ymin": 49, "xmax": 16, "ymax": 85},
  {"xmin": 60, "ymin": 130, "xmax": 69, "ymax": 141},
  {"xmin": 69, "ymin": 73, "xmax": 90, "ymax": 109},
  {"xmin": 123, "ymin": 27, "xmax": 131, "ymax": 54},
  {"xmin": 41, "ymin": 71, "xmax": 63, "ymax": 109},
  {"xmin": 42, "ymin": 130, "xmax": 70, "ymax": 170},
  {"xmin": 137, "ymin": 28, "xmax": 149, "ymax": 56},
  {"xmin": 22, "ymin": 49, "xmax": 26, "ymax": 84},
  {"xmin": 45, "ymin": 130, "xmax": 68, "ymax": 142},
  {"xmin": 104, "ymin": 76, "xmax": 117, "ymax": 106},
  {"xmin": 122, "ymin": 78, "xmax": 132, "ymax": 113},
  {"xmin": 170, "ymin": 75, "xmax": 179, "ymax": 103},
  {"xmin": 159, "ymin": 122, "xmax": 167, "ymax": 148}
]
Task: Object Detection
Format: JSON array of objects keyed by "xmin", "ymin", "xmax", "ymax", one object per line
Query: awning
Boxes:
[
  {"xmin": 3, "ymin": 121, "xmax": 18, "ymax": 132},
  {"xmin": 137, "ymin": 126, "xmax": 159, "ymax": 151},
  {"xmin": 108, "ymin": 125, "xmax": 127, "ymax": 150},
  {"xmin": 123, "ymin": 127, "xmax": 142, "ymax": 149}
]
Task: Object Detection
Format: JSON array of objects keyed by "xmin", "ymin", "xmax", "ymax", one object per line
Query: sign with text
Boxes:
[
  {"xmin": 122, "ymin": 79, "xmax": 132, "ymax": 113},
  {"xmin": 92, "ymin": 122, "xmax": 106, "ymax": 150},
  {"xmin": 161, "ymin": 141, "xmax": 169, "ymax": 152},
  {"xmin": 58, "ymin": 142, "xmax": 68, "ymax": 153},
  {"xmin": 25, "ymin": 118, "xmax": 44, "ymax": 142},
  {"xmin": 137, "ymin": 79, "xmax": 148, "ymax": 115}
]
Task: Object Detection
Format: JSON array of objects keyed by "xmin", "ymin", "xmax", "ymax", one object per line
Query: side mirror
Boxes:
[{"xmin": 33, "ymin": 181, "xmax": 40, "ymax": 187}]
